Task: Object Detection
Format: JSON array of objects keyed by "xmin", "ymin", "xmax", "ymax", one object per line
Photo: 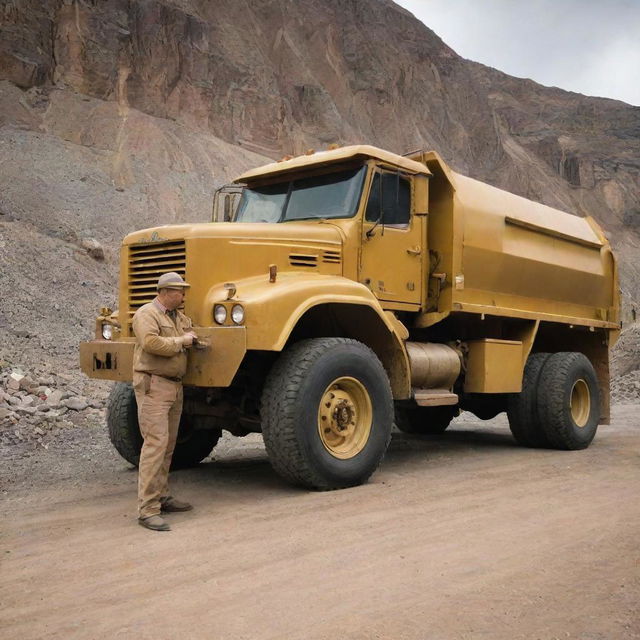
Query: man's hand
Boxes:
[{"xmin": 180, "ymin": 331, "xmax": 198, "ymax": 347}]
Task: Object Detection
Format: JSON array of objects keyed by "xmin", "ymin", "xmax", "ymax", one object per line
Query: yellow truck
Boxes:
[{"xmin": 80, "ymin": 145, "xmax": 620, "ymax": 489}]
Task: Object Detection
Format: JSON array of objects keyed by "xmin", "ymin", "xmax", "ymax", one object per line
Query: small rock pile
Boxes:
[
  {"xmin": 611, "ymin": 370, "xmax": 640, "ymax": 404},
  {"xmin": 611, "ymin": 322, "xmax": 640, "ymax": 404},
  {"xmin": 0, "ymin": 366, "xmax": 107, "ymax": 451}
]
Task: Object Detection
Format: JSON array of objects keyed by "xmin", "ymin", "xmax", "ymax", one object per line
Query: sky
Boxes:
[{"xmin": 395, "ymin": 0, "xmax": 640, "ymax": 106}]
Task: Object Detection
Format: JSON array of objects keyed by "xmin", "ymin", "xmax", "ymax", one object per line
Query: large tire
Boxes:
[
  {"xmin": 106, "ymin": 382, "xmax": 221, "ymax": 468},
  {"xmin": 507, "ymin": 353, "xmax": 552, "ymax": 447},
  {"xmin": 537, "ymin": 352, "xmax": 600, "ymax": 450},
  {"xmin": 395, "ymin": 405, "xmax": 456, "ymax": 435},
  {"xmin": 261, "ymin": 338, "xmax": 393, "ymax": 490}
]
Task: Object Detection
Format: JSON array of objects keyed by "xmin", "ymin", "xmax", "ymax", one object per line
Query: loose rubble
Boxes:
[
  {"xmin": 611, "ymin": 370, "xmax": 640, "ymax": 404},
  {"xmin": 0, "ymin": 361, "xmax": 110, "ymax": 456},
  {"xmin": 611, "ymin": 322, "xmax": 640, "ymax": 404}
]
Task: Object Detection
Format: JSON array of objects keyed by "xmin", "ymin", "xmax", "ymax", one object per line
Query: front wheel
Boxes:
[
  {"xmin": 261, "ymin": 338, "xmax": 393, "ymax": 490},
  {"xmin": 106, "ymin": 382, "xmax": 221, "ymax": 468}
]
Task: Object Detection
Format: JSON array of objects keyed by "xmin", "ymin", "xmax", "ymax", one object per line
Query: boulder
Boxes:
[
  {"xmin": 80, "ymin": 237, "xmax": 105, "ymax": 261},
  {"xmin": 21, "ymin": 395, "xmax": 36, "ymax": 407},
  {"xmin": 46, "ymin": 389, "xmax": 65, "ymax": 406},
  {"xmin": 63, "ymin": 397, "xmax": 89, "ymax": 411}
]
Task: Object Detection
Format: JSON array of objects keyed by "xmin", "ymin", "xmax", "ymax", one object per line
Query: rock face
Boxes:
[{"xmin": 0, "ymin": 0, "xmax": 639, "ymax": 371}]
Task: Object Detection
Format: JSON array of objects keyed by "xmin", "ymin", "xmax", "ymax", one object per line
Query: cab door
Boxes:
[{"xmin": 359, "ymin": 169, "xmax": 423, "ymax": 306}]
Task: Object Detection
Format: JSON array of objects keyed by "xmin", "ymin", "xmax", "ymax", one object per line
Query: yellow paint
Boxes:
[
  {"xmin": 79, "ymin": 339, "xmax": 135, "ymax": 382},
  {"xmin": 236, "ymin": 145, "xmax": 430, "ymax": 182},
  {"xmin": 79, "ymin": 325, "xmax": 246, "ymax": 386},
  {"xmin": 410, "ymin": 149, "xmax": 620, "ymax": 327},
  {"xmin": 81, "ymin": 144, "xmax": 619, "ymax": 404},
  {"xmin": 464, "ymin": 339, "xmax": 524, "ymax": 393},
  {"xmin": 317, "ymin": 376, "xmax": 373, "ymax": 459}
]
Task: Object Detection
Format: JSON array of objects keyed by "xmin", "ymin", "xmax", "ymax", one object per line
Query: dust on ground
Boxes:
[{"xmin": 2, "ymin": 405, "xmax": 639, "ymax": 640}]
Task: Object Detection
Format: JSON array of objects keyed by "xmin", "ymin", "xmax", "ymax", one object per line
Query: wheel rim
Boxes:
[
  {"xmin": 570, "ymin": 379, "xmax": 591, "ymax": 427},
  {"xmin": 317, "ymin": 377, "xmax": 373, "ymax": 459}
]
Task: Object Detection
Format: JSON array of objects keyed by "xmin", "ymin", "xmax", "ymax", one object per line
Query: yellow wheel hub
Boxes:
[
  {"xmin": 570, "ymin": 378, "xmax": 591, "ymax": 428},
  {"xmin": 317, "ymin": 377, "xmax": 373, "ymax": 459}
]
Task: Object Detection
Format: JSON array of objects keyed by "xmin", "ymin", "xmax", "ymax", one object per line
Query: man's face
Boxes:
[{"xmin": 159, "ymin": 287, "xmax": 186, "ymax": 310}]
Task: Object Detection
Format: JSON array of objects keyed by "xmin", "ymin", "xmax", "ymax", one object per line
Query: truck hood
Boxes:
[
  {"xmin": 124, "ymin": 221, "xmax": 345, "ymax": 247},
  {"xmin": 121, "ymin": 222, "xmax": 346, "ymax": 328}
]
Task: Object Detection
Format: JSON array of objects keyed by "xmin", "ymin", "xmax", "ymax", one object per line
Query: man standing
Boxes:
[{"xmin": 132, "ymin": 271, "xmax": 198, "ymax": 531}]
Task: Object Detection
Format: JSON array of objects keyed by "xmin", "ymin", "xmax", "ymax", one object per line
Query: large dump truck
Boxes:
[{"xmin": 80, "ymin": 145, "xmax": 620, "ymax": 489}]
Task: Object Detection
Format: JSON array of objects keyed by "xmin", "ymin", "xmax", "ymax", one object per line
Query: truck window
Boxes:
[
  {"xmin": 365, "ymin": 172, "xmax": 411, "ymax": 227},
  {"xmin": 235, "ymin": 166, "xmax": 366, "ymax": 223},
  {"xmin": 234, "ymin": 183, "xmax": 288, "ymax": 223}
]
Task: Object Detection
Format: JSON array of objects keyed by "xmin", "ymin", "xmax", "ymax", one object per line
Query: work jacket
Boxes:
[{"xmin": 132, "ymin": 300, "xmax": 192, "ymax": 380}]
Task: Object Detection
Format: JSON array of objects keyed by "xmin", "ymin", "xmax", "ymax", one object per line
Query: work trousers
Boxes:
[{"xmin": 133, "ymin": 372, "xmax": 183, "ymax": 518}]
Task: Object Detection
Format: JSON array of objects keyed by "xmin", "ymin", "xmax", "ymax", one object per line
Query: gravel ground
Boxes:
[{"xmin": 2, "ymin": 406, "xmax": 639, "ymax": 640}]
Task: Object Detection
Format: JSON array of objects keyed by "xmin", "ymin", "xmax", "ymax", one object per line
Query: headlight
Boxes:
[
  {"xmin": 101, "ymin": 323, "xmax": 113, "ymax": 340},
  {"xmin": 231, "ymin": 304, "xmax": 245, "ymax": 325},
  {"xmin": 214, "ymin": 304, "xmax": 227, "ymax": 325}
]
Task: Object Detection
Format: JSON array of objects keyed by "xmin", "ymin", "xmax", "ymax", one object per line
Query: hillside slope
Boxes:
[{"xmin": 0, "ymin": 0, "xmax": 638, "ymax": 373}]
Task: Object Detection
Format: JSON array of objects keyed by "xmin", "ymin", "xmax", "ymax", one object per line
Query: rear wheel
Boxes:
[
  {"xmin": 106, "ymin": 382, "xmax": 221, "ymax": 468},
  {"xmin": 261, "ymin": 338, "xmax": 393, "ymax": 490},
  {"xmin": 507, "ymin": 353, "xmax": 552, "ymax": 447},
  {"xmin": 395, "ymin": 405, "xmax": 457, "ymax": 434},
  {"xmin": 537, "ymin": 352, "xmax": 600, "ymax": 450}
]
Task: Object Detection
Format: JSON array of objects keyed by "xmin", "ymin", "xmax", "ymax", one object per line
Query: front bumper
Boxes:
[{"xmin": 79, "ymin": 326, "xmax": 247, "ymax": 387}]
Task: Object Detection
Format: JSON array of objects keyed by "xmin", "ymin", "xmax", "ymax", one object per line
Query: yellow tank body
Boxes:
[{"xmin": 411, "ymin": 150, "xmax": 620, "ymax": 331}]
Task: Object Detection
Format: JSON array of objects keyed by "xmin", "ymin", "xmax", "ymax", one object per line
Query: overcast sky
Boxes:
[{"xmin": 395, "ymin": 0, "xmax": 640, "ymax": 106}]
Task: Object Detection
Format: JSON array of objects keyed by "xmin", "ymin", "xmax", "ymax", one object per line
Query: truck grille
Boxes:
[{"xmin": 127, "ymin": 240, "xmax": 186, "ymax": 320}]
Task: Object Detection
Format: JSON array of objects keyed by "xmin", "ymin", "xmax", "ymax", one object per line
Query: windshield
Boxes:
[{"xmin": 235, "ymin": 166, "xmax": 366, "ymax": 223}]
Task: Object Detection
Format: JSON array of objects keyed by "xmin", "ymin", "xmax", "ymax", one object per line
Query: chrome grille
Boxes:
[{"xmin": 127, "ymin": 240, "xmax": 186, "ymax": 319}]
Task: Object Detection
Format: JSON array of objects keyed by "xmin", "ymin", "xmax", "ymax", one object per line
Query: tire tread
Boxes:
[
  {"xmin": 261, "ymin": 338, "xmax": 392, "ymax": 490},
  {"xmin": 507, "ymin": 353, "xmax": 552, "ymax": 448},
  {"xmin": 106, "ymin": 382, "xmax": 220, "ymax": 468},
  {"xmin": 537, "ymin": 352, "xmax": 600, "ymax": 450}
]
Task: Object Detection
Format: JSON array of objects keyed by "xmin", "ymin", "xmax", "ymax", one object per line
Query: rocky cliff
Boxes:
[{"xmin": 0, "ymin": 0, "xmax": 638, "ymax": 372}]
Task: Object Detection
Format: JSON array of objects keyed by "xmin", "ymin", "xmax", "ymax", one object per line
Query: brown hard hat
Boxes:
[{"xmin": 157, "ymin": 272, "xmax": 191, "ymax": 290}]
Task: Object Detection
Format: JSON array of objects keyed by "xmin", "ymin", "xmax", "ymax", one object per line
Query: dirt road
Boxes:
[{"xmin": 2, "ymin": 405, "xmax": 639, "ymax": 640}]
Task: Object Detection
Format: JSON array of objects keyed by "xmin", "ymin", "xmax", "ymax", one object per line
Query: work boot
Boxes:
[
  {"xmin": 161, "ymin": 496, "xmax": 193, "ymax": 512},
  {"xmin": 138, "ymin": 515, "xmax": 171, "ymax": 531}
]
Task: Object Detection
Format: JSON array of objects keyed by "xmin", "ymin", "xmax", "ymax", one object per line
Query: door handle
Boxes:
[{"xmin": 406, "ymin": 246, "xmax": 421, "ymax": 256}]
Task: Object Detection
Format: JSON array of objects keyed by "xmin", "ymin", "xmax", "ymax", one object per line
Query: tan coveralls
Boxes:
[{"xmin": 132, "ymin": 300, "xmax": 192, "ymax": 518}]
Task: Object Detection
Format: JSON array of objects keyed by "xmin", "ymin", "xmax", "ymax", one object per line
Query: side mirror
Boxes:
[{"xmin": 212, "ymin": 184, "xmax": 245, "ymax": 222}]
